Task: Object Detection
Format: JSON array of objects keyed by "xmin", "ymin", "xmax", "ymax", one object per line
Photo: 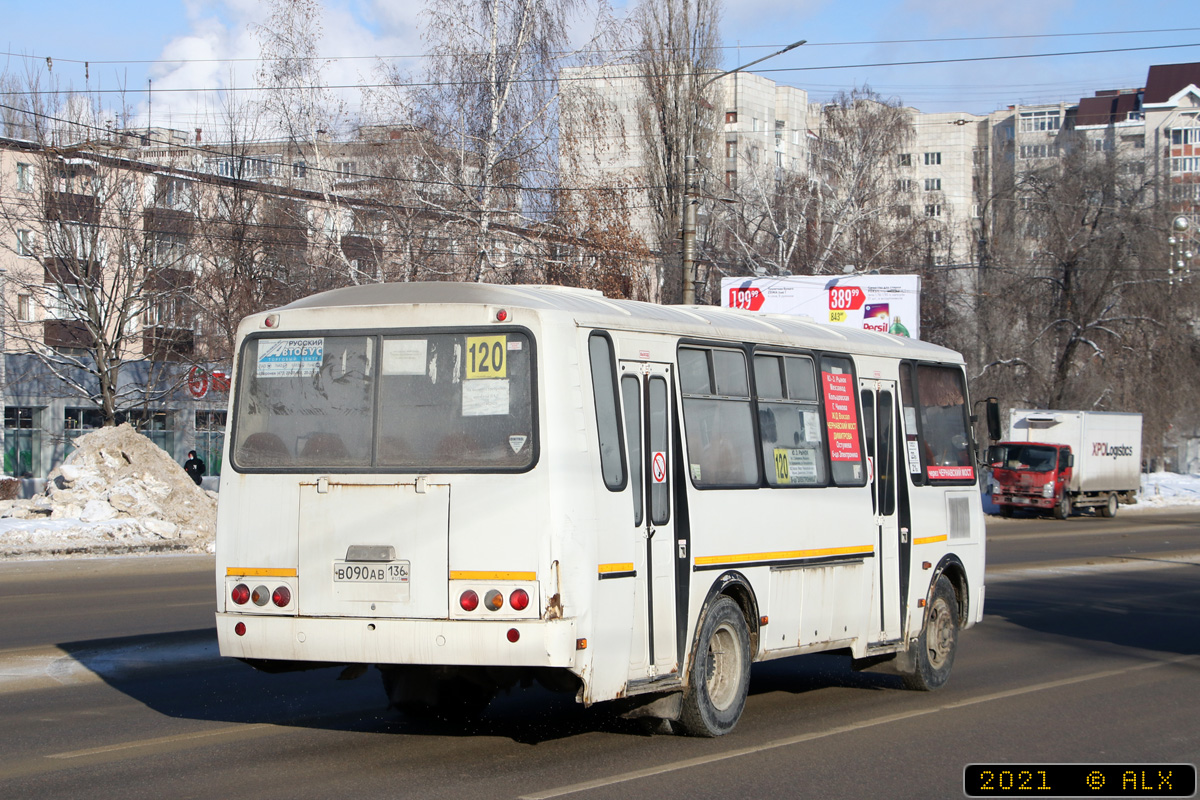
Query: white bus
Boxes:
[{"xmin": 215, "ymin": 282, "xmax": 985, "ymax": 736}]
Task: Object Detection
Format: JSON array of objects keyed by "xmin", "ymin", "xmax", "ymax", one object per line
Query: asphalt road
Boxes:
[{"xmin": 0, "ymin": 508, "xmax": 1197, "ymax": 799}]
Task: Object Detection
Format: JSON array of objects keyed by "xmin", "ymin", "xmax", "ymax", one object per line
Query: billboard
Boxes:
[{"xmin": 721, "ymin": 275, "xmax": 922, "ymax": 340}]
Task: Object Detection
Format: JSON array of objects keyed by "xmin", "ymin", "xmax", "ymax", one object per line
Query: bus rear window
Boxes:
[{"xmin": 231, "ymin": 331, "xmax": 535, "ymax": 471}]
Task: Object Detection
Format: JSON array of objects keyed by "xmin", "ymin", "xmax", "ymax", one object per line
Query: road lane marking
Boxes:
[
  {"xmin": 47, "ymin": 724, "xmax": 270, "ymax": 759},
  {"xmin": 520, "ymin": 654, "xmax": 1199, "ymax": 800}
]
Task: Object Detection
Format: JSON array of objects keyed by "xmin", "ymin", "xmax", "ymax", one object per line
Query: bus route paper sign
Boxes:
[
  {"xmin": 257, "ymin": 338, "xmax": 324, "ymax": 378},
  {"xmin": 822, "ymin": 371, "xmax": 862, "ymax": 462}
]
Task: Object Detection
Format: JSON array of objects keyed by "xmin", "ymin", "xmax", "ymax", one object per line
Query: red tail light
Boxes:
[
  {"xmin": 507, "ymin": 628, "xmax": 520, "ymax": 643},
  {"xmin": 460, "ymin": 590, "xmax": 479, "ymax": 611},
  {"xmin": 231, "ymin": 584, "xmax": 250, "ymax": 605},
  {"xmin": 234, "ymin": 622, "xmax": 246, "ymax": 636},
  {"xmin": 272, "ymin": 586, "xmax": 291, "ymax": 607},
  {"xmin": 509, "ymin": 589, "xmax": 529, "ymax": 611}
]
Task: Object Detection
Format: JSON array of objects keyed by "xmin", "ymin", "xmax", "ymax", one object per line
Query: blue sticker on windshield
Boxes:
[{"xmin": 257, "ymin": 338, "xmax": 324, "ymax": 377}]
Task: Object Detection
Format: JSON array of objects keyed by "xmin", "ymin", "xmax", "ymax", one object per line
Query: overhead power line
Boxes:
[
  {"xmin": 2, "ymin": 28, "xmax": 1198, "ymax": 67},
  {"xmin": 1, "ymin": 42, "xmax": 1198, "ymax": 97}
]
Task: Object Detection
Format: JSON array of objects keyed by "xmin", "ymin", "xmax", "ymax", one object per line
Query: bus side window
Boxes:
[
  {"xmin": 679, "ymin": 346, "xmax": 758, "ymax": 487},
  {"xmin": 820, "ymin": 356, "xmax": 866, "ymax": 486},
  {"xmin": 757, "ymin": 353, "xmax": 826, "ymax": 487},
  {"xmin": 913, "ymin": 364, "xmax": 976, "ymax": 483},
  {"xmin": 588, "ymin": 333, "xmax": 626, "ymax": 491},
  {"xmin": 621, "ymin": 375, "xmax": 644, "ymax": 525},
  {"xmin": 899, "ymin": 363, "xmax": 925, "ymax": 483}
]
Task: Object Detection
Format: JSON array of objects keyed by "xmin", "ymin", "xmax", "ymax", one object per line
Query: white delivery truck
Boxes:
[{"xmin": 990, "ymin": 410, "xmax": 1142, "ymax": 519}]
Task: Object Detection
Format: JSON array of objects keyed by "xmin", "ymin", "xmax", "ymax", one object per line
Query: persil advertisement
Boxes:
[{"xmin": 721, "ymin": 275, "xmax": 922, "ymax": 340}]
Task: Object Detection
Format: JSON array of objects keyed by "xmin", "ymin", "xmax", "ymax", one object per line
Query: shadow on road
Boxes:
[
  {"xmin": 982, "ymin": 567, "xmax": 1200, "ymax": 656},
  {"xmin": 52, "ymin": 566, "xmax": 1197, "ymax": 743}
]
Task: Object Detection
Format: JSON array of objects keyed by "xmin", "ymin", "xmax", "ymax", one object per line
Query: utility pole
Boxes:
[{"xmin": 681, "ymin": 39, "xmax": 805, "ymax": 305}]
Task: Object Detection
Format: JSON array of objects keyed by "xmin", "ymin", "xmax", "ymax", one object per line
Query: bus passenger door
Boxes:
[
  {"xmin": 620, "ymin": 362, "xmax": 678, "ymax": 679},
  {"xmin": 860, "ymin": 380, "xmax": 903, "ymax": 643}
]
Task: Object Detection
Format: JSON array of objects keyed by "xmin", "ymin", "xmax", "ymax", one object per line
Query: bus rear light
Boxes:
[
  {"xmin": 272, "ymin": 586, "xmax": 292, "ymax": 607},
  {"xmin": 234, "ymin": 622, "xmax": 247, "ymax": 636},
  {"xmin": 485, "ymin": 590, "xmax": 504, "ymax": 611},
  {"xmin": 507, "ymin": 628, "xmax": 520, "ymax": 643},
  {"xmin": 231, "ymin": 584, "xmax": 250, "ymax": 605},
  {"xmin": 460, "ymin": 590, "xmax": 479, "ymax": 611},
  {"xmin": 251, "ymin": 585, "xmax": 270, "ymax": 606},
  {"xmin": 509, "ymin": 588, "xmax": 529, "ymax": 611},
  {"xmin": 495, "ymin": 309, "xmax": 509, "ymax": 322}
]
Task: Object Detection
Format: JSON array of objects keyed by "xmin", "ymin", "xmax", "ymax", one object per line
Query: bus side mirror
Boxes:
[{"xmin": 985, "ymin": 397, "xmax": 1001, "ymax": 442}]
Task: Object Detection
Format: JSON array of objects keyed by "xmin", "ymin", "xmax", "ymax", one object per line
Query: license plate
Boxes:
[{"xmin": 333, "ymin": 561, "xmax": 410, "ymax": 583}]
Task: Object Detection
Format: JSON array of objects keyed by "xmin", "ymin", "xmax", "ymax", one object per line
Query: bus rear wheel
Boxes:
[
  {"xmin": 900, "ymin": 576, "xmax": 959, "ymax": 692},
  {"xmin": 677, "ymin": 595, "xmax": 751, "ymax": 737}
]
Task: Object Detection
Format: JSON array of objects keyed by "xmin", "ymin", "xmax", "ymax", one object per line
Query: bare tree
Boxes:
[
  {"xmin": 965, "ymin": 134, "xmax": 1200, "ymax": 461},
  {"xmin": 0, "ymin": 105, "xmax": 195, "ymax": 423},
  {"xmin": 365, "ymin": 0, "xmax": 616, "ymax": 284},
  {"xmin": 804, "ymin": 88, "xmax": 928, "ymax": 275},
  {"xmin": 630, "ymin": 0, "xmax": 722, "ymax": 302}
]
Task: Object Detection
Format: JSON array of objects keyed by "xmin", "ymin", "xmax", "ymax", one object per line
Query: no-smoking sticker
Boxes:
[{"xmin": 651, "ymin": 451, "xmax": 667, "ymax": 484}]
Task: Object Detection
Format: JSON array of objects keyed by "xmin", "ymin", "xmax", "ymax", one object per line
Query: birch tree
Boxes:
[
  {"xmin": 630, "ymin": 0, "xmax": 722, "ymax": 302},
  {"xmin": 369, "ymin": 0, "xmax": 616, "ymax": 283}
]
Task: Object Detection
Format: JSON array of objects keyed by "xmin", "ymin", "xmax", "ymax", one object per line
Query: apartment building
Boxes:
[{"xmin": 0, "ymin": 128, "xmax": 633, "ymax": 481}]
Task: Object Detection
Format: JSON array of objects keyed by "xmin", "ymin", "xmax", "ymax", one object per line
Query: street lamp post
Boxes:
[
  {"xmin": 681, "ymin": 39, "xmax": 806, "ymax": 306},
  {"xmin": 1168, "ymin": 215, "xmax": 1193, "ymax": 285}
]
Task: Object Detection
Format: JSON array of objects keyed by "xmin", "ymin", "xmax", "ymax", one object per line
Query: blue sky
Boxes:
[{"xmin": 2, "ymin": 0, "xmax": 1196, "ymax": 127}]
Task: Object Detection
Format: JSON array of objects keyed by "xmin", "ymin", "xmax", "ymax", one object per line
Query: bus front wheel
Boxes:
[
  {"xmin": 677, "ymin": 595, "xmax": 751, "ymax": 737},
  {"xmin": 900, "ymin": 576, "xmax": 959, "ymax": 692}
]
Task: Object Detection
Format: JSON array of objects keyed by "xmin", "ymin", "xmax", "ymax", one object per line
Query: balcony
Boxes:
[
  {"xmin": 43, "ymin": 320, "xmax": 96, "ymax": 350},
  {"xmin": 142, "ymin": 327, "xmax": 195, "ymax": 361},
  {"xmin": 43, "ymin": 191, "xmax": 99, "ymax": 225}
]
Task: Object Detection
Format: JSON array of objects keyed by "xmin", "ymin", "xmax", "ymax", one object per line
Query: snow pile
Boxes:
[
  {"xmin": 1135, "ymin": 471, "xmax": 1200, "ymax": 508},
  {"xmin": 0, "ymin": 424, "xmax": 217, "ymax": 558}
]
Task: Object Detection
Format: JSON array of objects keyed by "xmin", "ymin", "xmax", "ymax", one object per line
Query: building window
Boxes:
[
  {"xmin": 5, "ymin": 406, "xmax": 40, "ymax": 477},
  {"xmin": 16, "ymin": 294, "xmax": 33, "ymax": 321},
  {"xmin": 972, "ymin": 204, "xmax": 981, "ymax": 218},
  {"xmin": 1019, "ymin": 110, "xmax": 1061, "ymax": 132},
  {"xmin": 195, "ymin": 410, "xmax": 227, "ymax": 477},
  {"xmin": 924, "ymin": 152, "xmax": 941, "ymax": 166},
  {"xmin": 725, "ymin": 111, "xmax": 737, "ymax": 124},
  {"xmin": 897, "ymin": 153, "xmax": 912, "ymax": 167},
  {"xmin": 725, "ymin": 171, "xmax": 737, "ymax": 189},
  {"xmin": 292, "ymin": 161, "xmax": 307, "ymax": 178},
  {"xmin": 1170, "ymin": 128, "xmax": 1200, "ymax": 146},
  {"xmin": 16, "ymin": 163, "xmax": 33, "ymax": 192},
  {"xmin": 336, "ymin": 162, "xmax": 357, "ymax": 178},
  {"xmin": 1170, "ymin": 157, "xmax": 1200, "ymax": 174},
  {"xmin": 1020, "ymin": 144, "xmax": 1058, "ymax": 160},
  {"xmin": 927, "ymin": 230, "xmax": 943, "ymax": 244},
  {"xmin": 16, "ymin": 229, "xmax": 34, "ymax": 257},
  {"xmin": 726, "ymin": 140, "xmax": 737, "ymax": 158},
  {"xmin": 925, "ymin": 204, "xmax": 942, "ymax": 217},
  {"xmin": 896, "ymin": 179, "xmax": 913, "ymax": 193},
  {"xmin": 924, "ymin": 178, "xmax": 941, "ymax": 192}
]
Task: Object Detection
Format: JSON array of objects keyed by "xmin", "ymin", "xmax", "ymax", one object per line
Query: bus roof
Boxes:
[{"xmin": 276, "ymin": 281, "xmax": 963, "ymax": 363}]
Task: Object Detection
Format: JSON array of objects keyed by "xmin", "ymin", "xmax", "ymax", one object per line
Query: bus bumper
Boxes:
[{"xmin": 215, "ymin": 613, "xmax": 579, "ymax": 668}]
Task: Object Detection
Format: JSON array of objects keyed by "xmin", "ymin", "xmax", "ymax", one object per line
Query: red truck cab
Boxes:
[{"xmin": 990, "ymin": 442, "xmax": 1075, "ymax": 519}]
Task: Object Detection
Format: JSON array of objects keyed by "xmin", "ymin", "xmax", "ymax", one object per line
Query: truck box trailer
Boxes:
[{"xmin": 990, "ymin": 409, "xmax": 1142, "ymax": 519}]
